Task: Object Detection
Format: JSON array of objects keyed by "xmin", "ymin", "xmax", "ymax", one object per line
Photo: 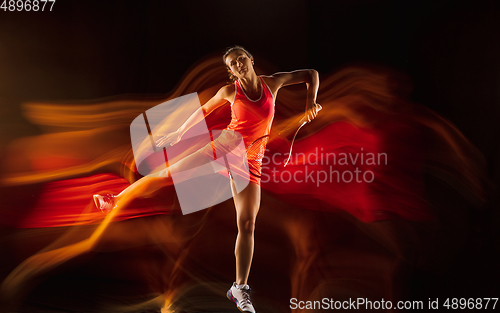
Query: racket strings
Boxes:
[
  {"xmin": 246, "ymin": 136, "xmax": 269, "ymax": 161},
  {"xmin": 245, "ymin": 135, "xmax": 269, "ymax": 178}
]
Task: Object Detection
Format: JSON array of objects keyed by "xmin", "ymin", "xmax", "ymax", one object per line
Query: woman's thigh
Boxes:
[{"xmin": 231, "ymin": 181, "xmax": 261, "ymax": 220}]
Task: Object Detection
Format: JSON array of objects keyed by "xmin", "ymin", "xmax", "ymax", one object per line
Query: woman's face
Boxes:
[{"xmin": 225, "ymin": 50, "xmax": 254, "ymax": 79}]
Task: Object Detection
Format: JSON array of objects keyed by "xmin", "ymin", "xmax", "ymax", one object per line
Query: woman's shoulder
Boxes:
[
  {"xmin": 259, "ymin": 75, "xmax": 281, "ymax": 95},
  {"xmin": 217, "ymin": 83, "xmax": 236, "ymax": 101}
]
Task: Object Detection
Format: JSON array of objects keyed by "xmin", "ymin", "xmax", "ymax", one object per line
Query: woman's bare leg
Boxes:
[
  {"xmin": 110, "ymin": 149, "xmax": 218, "ymax": 211},
  {"xmin": 230, "ymin": 180, "xmax": 261, "ymax": 285}
]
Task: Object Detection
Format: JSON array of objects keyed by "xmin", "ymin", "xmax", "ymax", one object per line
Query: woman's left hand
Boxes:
[
  {"xmin": 304, "ymin": 102, "xmax": 322, "ymax": 123},
  {"xmin": 155, "ymin": 130, "xmax": 180, "ymax": 148}
]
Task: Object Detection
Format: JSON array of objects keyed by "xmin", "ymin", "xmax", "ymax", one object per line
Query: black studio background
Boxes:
[{"xmin": 0, "ymin": 0, "xmax": 499, "ymax": 311}]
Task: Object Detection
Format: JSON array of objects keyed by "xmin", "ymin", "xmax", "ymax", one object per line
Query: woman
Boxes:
[{"xmin": 94, "ymin": 46, "xmax": 320, "ymax": 312}]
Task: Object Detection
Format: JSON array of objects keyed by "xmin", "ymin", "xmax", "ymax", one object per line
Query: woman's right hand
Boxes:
[{"xmin": 155, "ymin": 130, "xmax": 180, "ymax": 148}]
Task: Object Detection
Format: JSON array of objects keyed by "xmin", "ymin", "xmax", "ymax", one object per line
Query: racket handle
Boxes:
[
  {"xmin": 279, "ymin": 105, "xmax": 322, "ymax": 135},
  {"xmin": 300, "ymin": 103, "xmax": 322, "ymax": 124}
]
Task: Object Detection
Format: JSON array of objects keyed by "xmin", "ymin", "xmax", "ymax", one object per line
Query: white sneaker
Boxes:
[
  {"xmin": 93, "ymin": 194, "xmax": 116, "ymax": 214},
  {"xmin": 226, "ymin": 282, "xmax": 256, "ymax": 313}
]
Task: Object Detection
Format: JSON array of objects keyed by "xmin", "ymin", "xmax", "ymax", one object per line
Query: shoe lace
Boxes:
[
  {"xmin": 240, "ymin": 287, "xmax": 252, "ymax": 305},
  {"xmin": 99, "ymin": 194, "xmax": 115, "ymax": 213},
  {"xmin": 103, "ymin": 194, "xmax": 114, "ymax": 205}
]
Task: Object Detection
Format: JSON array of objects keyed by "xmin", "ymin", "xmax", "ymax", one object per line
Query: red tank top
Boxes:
[{"xmin": 226, "ymin": 76, "xmax": 275, "ymax": 148}]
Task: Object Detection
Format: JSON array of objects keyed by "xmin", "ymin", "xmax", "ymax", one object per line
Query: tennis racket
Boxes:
[
  {"xmin": 244, "ymin": 134, "xmax": 270, "ymax": 178},
  {"xmin": 282, "ymin": 103, "xmax": 322, "ymax": 167},
  {"xmin": 244, "ymin": 104, "xmax": 322, "ymax": 178}
]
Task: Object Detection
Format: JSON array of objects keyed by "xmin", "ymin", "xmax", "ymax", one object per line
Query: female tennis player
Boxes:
[{"xmin": 94, "ymin": 46, "xmax": 320, "ymax": 312}]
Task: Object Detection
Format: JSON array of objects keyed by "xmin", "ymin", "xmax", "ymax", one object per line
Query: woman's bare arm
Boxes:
[
  {"xmin": 156, "ymin": 85, "xmax": 234, "ymax": 147},
  {"xmin": 266, "ymin": 69, "xmax": 321, "ymax": 122}
]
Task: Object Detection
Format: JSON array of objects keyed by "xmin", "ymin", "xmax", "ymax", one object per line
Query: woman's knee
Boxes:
[{"xmin": 237, "ymin": 216, "xmax": 257, "ymax": 234}]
